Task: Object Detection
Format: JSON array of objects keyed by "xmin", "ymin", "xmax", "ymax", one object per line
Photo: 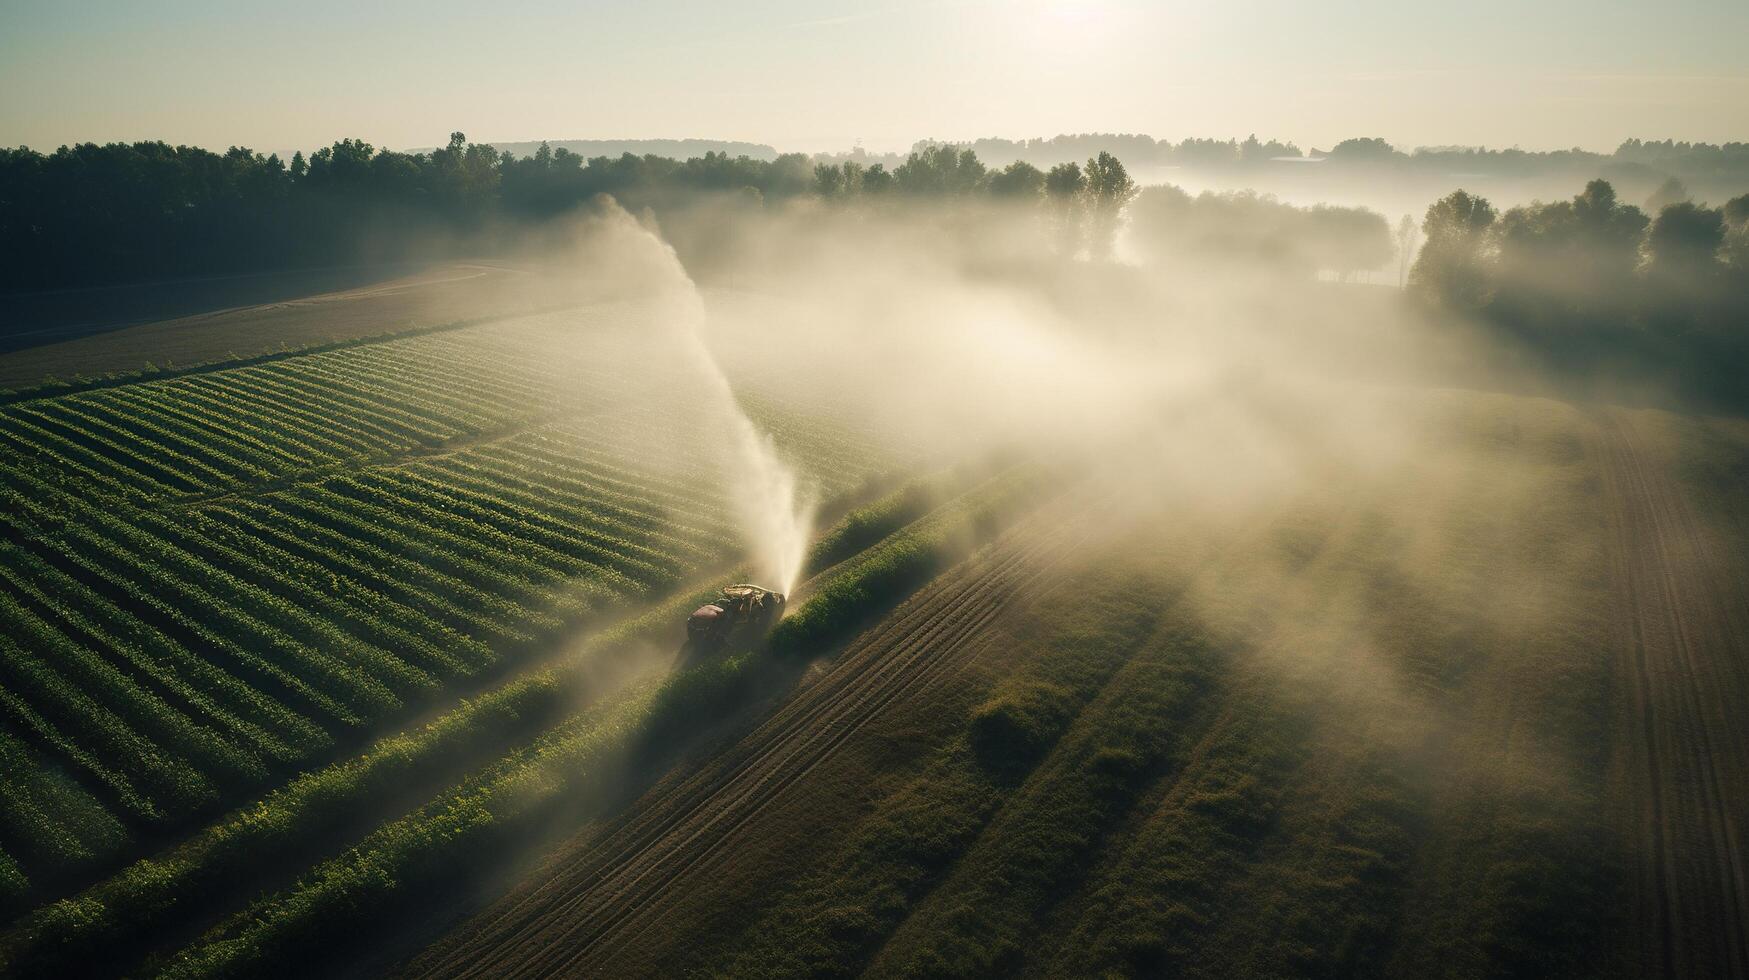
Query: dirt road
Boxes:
[{"xmin": 1595, "ymin": 409, "xmax": 1749, "ymax": 980}]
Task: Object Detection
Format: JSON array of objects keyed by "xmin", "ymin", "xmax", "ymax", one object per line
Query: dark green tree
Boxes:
[
  {"xmin": 1642, "ymin": 202, "xmax": 1724, "ymax": 289},
  {"xmin": 1723, "ymin": 194, "xmax": 1749, "ymax": 278},
  {"xmin": 1083, "ymin": 151, "xmax": 1138, "ymax": 260},
  {"xmin": 862, "ymin": 163, "xmax": 893, "ymax": 195},
  {"xmin": 989, "ymin": 160, "xmax": 1046, "ymax": 199},
  {"xmin": 1044, "ymin": 162, "xmax": 1087, "ymax": 257},
  {"xmin": 893, "ymin": 144, "xmax": 987, "ymax": 195},
  {"xmin": 1410, "ymin": 190, "xmax": 1498, "ymax": 310}
]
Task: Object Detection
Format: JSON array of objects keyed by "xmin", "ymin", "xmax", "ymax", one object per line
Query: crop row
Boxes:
[
  {"xmin": 0, "ymin": 723, "xmax": 128, "ymax": 892},
  {"xmin": 139, "ymin": 469, "xmax": 1041, "ymax": 978},
  {"xmin": 0, "ymin": 582, "xmax": 716, "ymax": 979},
  {"xmin": 0, "ymin": 313, "xmax": 910, "ymax": 926},
  {"xmin": 0, "ymin": 468, "xmax": 1004, "ymax": 977},
  {"xmin": 0, "ymin": 317, "xmax": 666, "ymax": 502},
  {"xmin": 0, "ymin": 433, "xmax": 740, "ymax": 847}
]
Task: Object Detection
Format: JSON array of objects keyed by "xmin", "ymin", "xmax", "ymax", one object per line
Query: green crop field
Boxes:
[{"xmin": 0, "ymin": 302, "xmax": 918, "ymax": 973}]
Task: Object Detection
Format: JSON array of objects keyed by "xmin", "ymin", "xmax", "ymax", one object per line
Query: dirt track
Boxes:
[
  {"xmin": 405, "ymin": 510, "xmax": 1089, "ymax": 979},
  {"xmin": 1595, "ymin": 410, "xmax": 1749, "ymax": 980}
]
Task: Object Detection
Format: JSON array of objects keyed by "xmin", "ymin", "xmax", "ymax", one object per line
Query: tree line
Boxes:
[
  {"xmin": 893, "ymin": 134, "xmax": 1749, "ymax": 179},
  {"xmin": 1410, "ymin": 179, "xmax": 1749, "ymax": 407},
  {"xmin": 810, "ymin": 146, "xmax": 1140, "ymax": 259},
  {"xmin": 0, "ymin": 134, "xmax": 1155, "ymax": 291},
  {"xmin": 0, "ymin": 133, "xmax": 825, "ymax": 292}
]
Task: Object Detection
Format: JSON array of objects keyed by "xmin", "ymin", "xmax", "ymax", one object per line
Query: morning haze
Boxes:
[{"xmin": 0, "ymin": 3, "xmax": 1746, "ymax": 979}]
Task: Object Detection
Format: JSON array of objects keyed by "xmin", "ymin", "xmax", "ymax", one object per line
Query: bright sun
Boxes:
[
  {"xmin": 1043, "ymin": 1, "xmax": 1102, "ymax": 30},
  {"xmin": 1024, "ymin": 0, "xmax": 1117, "ymax": 50}
]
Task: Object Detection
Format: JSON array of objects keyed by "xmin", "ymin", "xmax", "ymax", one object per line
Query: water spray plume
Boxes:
[{"xmin": 594, "ymin": 204, "xmax": 816, "ymax": 595}]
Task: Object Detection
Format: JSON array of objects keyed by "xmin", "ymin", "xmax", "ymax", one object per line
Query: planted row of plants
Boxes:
[
  {"xmin": 0, "ymin": 309, "xmax": 910, "ymax": 948},
  {"xmin": 0, "ymin": 318, "xmax": 656, "ymax": 503},
  {"xmin": 0, "ymin": 427, "xmax": 734, "ymax": 892},
  {"xmin": 0, "ymin": 568, "xmax": 736, "ymax": 980},
  {"xmin": 0, "ymin": 718, "xmax": 128, "ymax": 891},
  {"xmin": 0, "ymin": 393, "xmax": 766, "ymax": 763},
  {"xmin": 140, "ymin": 469, "xmax": 1041, "ymax": 978},
  {"xmin": 1, "ymin": 466, "xmax": 1021, "ymax": 977}
]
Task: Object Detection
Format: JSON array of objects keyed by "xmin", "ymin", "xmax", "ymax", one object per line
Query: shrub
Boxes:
[{"xmin": 968, "ymin": 681, "xmax": 1076, "ymax": 776}]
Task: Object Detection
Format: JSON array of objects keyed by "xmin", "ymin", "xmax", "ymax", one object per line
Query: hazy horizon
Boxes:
[{"xmin": 4, "ymin": 0, "xmax": 1746, "ymax": 155}]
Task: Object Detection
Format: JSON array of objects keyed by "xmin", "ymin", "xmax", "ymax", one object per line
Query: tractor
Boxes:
[{"xmin": 686, "ymin": 584, "xmax": 787, "ymax": 651}]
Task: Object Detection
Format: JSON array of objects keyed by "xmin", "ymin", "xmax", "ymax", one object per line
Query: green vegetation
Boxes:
[
  {"xmin": 93, "ymin": 471, "xmax": 1036, "ymax": 979},
  {"xmin": 771, "ymin": 468, "xmax": 1043, "ymax": 658},
  {"xmin": 966, "ymin": 680, "xmax": 1077, "ymax": 776},
  {"xmin": 0, "ymin": 303, "xmax": 906, "ymax": 949},
  {"xmin": 10, "ymin": 131, "xmax": 1743, "ymax": 293},
  {"xmin": 1410, "ymin": 180, "xmax": 1749, "ymax": 409},
  {"xmin": 711, "ymin": 558, "xmax": 1199, "ymax": 977},
  {"xmin": 0, "ymin": 459, "xmax": 1007, "ymax": 977}
]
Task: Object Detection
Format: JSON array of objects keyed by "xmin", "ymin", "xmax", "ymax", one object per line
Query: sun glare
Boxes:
[{"xmin": 1017, "ymin": 0, "xmax": 1121, "ymax": 54}]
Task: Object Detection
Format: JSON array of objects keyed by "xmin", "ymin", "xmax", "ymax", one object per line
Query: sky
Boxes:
[{"xmin": 2, "ymin": 0, "xmax": 1745, "ymax": 155}]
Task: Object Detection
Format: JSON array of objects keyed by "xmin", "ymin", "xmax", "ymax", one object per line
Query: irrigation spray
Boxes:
[{"xmin": 605, "ymin": 206, "xmax": 816, "ymax": 595}]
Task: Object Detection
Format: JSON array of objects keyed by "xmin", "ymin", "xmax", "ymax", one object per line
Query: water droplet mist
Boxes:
[{"xmin": 605, "ymin": 206, "xmax": 816, "ymax": 596}]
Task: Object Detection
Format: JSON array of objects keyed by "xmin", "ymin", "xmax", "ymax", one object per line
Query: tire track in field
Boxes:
[
  {"xmin": 409, "ymin": 507, "xmax": 1091, "ymax": 980},
  {"xmin": 453, "ymin": 518, "xmax": 1080, "ymax": 978},
  {"xmin": 1593, "ymin": 410, "xmax": 1749, "ymax": 980}
]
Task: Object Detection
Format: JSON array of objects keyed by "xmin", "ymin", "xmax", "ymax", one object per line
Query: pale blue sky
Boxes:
[{"xmin": 2, "ymin": 0, "xmax": 1744, "ymax": 153}]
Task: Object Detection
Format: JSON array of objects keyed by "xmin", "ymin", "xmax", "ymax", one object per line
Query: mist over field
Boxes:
[{"xmin": 3, "ymin": 2, "xmax": 1749, "ymax": 978}]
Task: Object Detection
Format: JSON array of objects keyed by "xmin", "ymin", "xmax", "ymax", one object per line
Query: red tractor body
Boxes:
[{"xmin": 686, "ymin": 584, "xmax": 787, "ymax": 648}]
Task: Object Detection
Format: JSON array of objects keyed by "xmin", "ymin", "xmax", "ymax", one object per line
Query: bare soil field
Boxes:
[{"xmin": 1594, "ymin": 409, "xmax": 1749, "ymax": 980}]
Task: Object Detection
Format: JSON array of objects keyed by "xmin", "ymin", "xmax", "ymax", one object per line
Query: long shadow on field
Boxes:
[{"xmin": 0, "ymin": 264, "xmax": 422, "ymax": 354}]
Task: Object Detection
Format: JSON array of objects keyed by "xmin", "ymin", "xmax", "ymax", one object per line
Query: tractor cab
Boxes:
[{"xmin": 686, "ymin": 584, "xmax": 786, "ymax": 649}]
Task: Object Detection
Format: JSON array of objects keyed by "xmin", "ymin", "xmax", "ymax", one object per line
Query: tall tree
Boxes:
[
  {"xmin": 989, "ymin": 160, "xmax": 1046, "ymax": 200},
  {"xmin": 1044, "ymin": 162, "xmax": 1087, "ymax": 257},
  {"xmin": 1410, "ymin": 190, "xmax": 1498, "ymax": 310},
  {"xmin": 1642, "ymin": 202, "xmax": 1724, "ymax": 288},
  {"xmin": 1082, "ymin": 152, "xmax": 1138, "ymax": 261}
]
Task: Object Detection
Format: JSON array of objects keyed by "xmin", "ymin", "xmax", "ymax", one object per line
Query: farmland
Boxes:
[
  {"xmin": 0, "ymin": 296, "xmax": 927, "ymax": 975},
  {"xmin": 0, "ymin": 262, "xmax": 559, "ymax": 391},
  {"xmin": 400, "ymin": 388, "xmax": 1749, "ymax": 980},
  {"xmin": 7, "ymin": 0, "xmax": 1749, "ymax": 968},
  {"xmin": 0, "ymin": 257, "xmax": 1744, "ymax": 980},
  {"xmin": 0, "ymin": 223, "xmax": 1746, "ymax": 980}
]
